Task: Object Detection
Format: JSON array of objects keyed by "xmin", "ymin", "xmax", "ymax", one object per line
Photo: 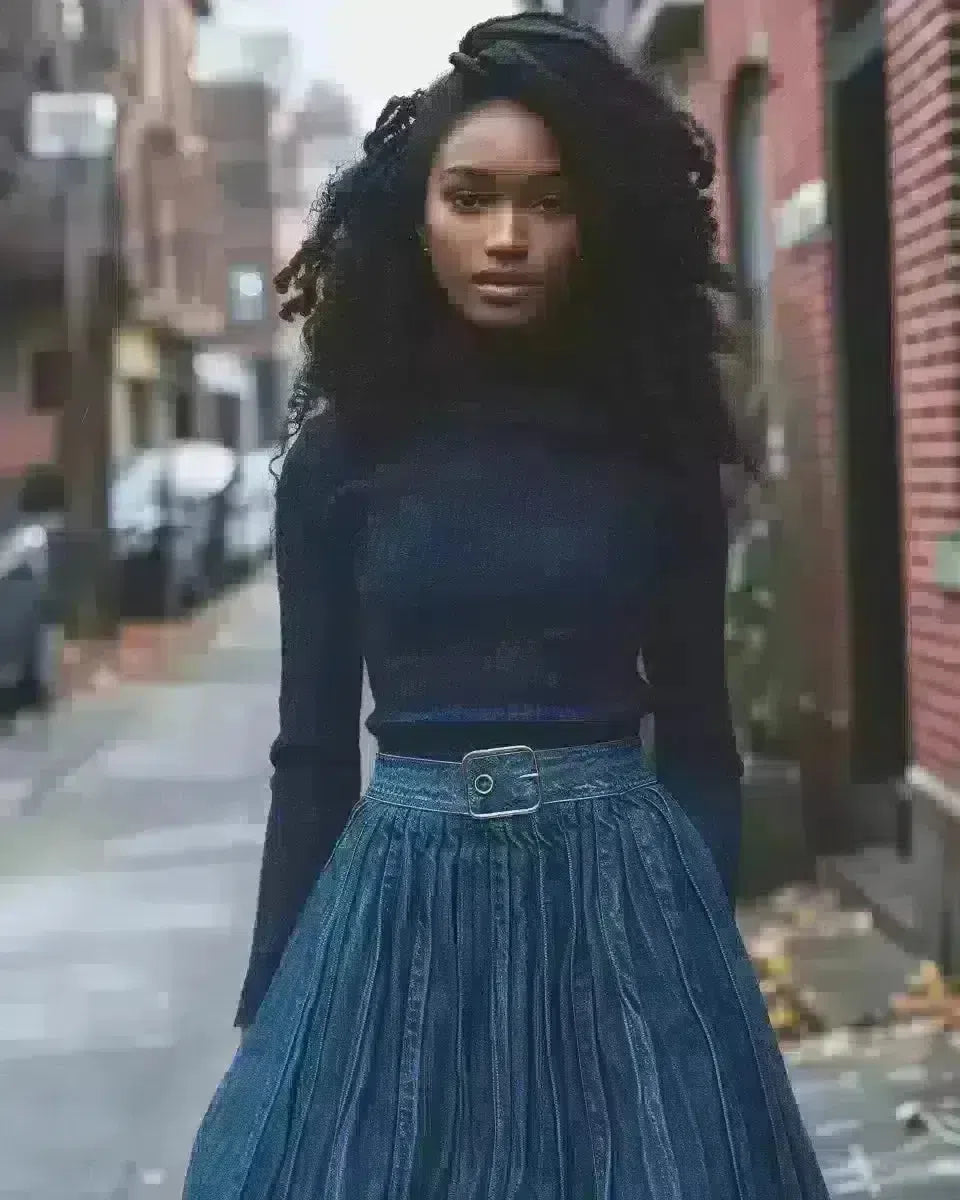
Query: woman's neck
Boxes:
[{"xmin": 425, "ymin": 310, "xmax": 576, "ymax": 387}]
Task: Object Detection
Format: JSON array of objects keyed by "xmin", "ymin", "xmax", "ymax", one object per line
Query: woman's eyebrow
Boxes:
[{"xmin": 439, "ymin": 166, "xmax": 566, "ymax": 182}]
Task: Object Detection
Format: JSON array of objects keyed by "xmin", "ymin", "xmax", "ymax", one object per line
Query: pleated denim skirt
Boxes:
[{"xmin": 182, "ymin": 739, "xmax": 830, "ymax": 1200}]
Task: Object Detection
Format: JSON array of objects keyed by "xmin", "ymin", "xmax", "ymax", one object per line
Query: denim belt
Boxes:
[{"xmin": 368, "ymin": 738, "xmax": 654, "ymax": 821}]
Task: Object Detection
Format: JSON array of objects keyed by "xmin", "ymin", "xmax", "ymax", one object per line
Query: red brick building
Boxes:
[
  {"xmin": 0, "ymin": 0, "xmax": 226, "ymax": 477},
  {"xmin": 114, "ymin": 0, "xmax": 227, "ymax": 457},
  {"xmin": 561, "ymin": 0, "xmax": 960, "ymax": 964}
]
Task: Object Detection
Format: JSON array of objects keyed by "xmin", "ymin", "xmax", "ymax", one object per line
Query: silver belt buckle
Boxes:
[{"xmin": 461, "ymin": 745, "xmax": 542, "ymax": 819}]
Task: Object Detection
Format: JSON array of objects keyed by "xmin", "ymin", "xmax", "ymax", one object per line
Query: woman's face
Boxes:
[{"xmin": 424, "ymin": 99, "xmax": 580, "ymax": 330}]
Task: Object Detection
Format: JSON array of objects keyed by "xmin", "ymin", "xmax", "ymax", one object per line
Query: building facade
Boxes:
[
  {"xmin": 568, "ymin": 0, "xmax": 960, "ymax": 963},
  {"xmin": 191, "ymin": 27, "xmax": 293, "ymax": 450},
  {"xmin": 113, "ymin": 0, "xmax": 227, "ymax": 461},
  {"xmin": 0, "ymin": 0, "xmax": 109, "ymax": 476},
  {"xmin": 0, "ymin": 0, "xmax": 227, "ymax": 478}
]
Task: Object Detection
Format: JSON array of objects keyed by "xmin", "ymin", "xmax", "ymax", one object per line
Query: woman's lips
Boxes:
[{"xmin": 472, "ymin": 275, "xmax": 542, "ymax": 302}]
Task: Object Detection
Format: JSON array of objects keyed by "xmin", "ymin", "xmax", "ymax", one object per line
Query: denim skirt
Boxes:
[{"xmin": 182, "ymin": 739, "xmax": 829, "ymax": 1200}]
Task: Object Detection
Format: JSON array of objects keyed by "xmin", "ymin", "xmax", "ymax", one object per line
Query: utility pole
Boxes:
[
  {"xmin": 30, "ymin": 9, "xmax": 119, "ymax": 640},
  {"xmin": 60, "ymin": 151, "xmax": 119, "ymax": 639}
]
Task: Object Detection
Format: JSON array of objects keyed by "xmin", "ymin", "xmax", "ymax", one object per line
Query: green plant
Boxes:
[
  {"xmin": 726, "ymin": 512, "xmax": 793, "ymax": 756},
  {"xmin": 717, "ymin": 313, "xmax": 803, "ymax": 761}
]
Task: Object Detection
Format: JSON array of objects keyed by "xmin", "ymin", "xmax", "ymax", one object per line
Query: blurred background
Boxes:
[{"xmin": 2, "ymin": 1, "xmax": 960, "ymax": 1196}]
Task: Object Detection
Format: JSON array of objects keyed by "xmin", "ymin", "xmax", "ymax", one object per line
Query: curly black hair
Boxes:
[{"xmin": 275, "ymin": 11, "xmax": 742, "ymax": 465}]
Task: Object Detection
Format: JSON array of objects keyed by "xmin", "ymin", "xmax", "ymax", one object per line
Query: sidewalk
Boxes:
[
  {"xmin": 738, "ymin": 883, "xmax": 960, "ymax": 1045},
  {"xmin": 0, "ymin": 575, "xmax": 267, "ymax": 830},
  {"xmin": 59, "ymin": 596, "xmax": 228, "ymax": 700}
]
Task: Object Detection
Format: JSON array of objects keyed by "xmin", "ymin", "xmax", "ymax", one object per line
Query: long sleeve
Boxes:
[
  {"xmin": 234, "ymin": 420, "xmax": 363, "ymax": 1029},
  {"xmin": 642, "ymin": 461, "xmax": 744, "ymax": 902}
]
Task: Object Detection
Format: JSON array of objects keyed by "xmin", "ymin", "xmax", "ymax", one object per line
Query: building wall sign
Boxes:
[
  {"xmin": 114, "ymin": 327, "xmax": 162, "ymax": 381},
  {"xmin": 935, "ymin": 531, "xmax": 960, "ymax": 592},
  {"xmin": 774, "ymin": 179, "xmax": 828, "ymax": 250}
]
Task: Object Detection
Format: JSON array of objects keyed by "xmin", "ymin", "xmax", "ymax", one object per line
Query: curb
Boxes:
[
  {"xmin": 741, "ymin": 884, "xmax": 909, "ymax": 1043},
  {"xmin": 58, "ymin": 576, "xmax": 256, "ymax": 702},
  {"xmin": 817, "ymin": 851, "xmax": 926, "ymax": 959},
  {"xmin": 1, "ymin": 575, "xmax": 268, "ymax": 823},
  {"xmin": 783, "ymin": 1020, "xmax": 957, "ymax": 1066}
]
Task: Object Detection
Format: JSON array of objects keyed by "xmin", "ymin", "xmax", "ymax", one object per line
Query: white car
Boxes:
[
  {"xmin": 111, "ymin": 440, "xmax": 238, "ymax": 618},
  {"xmin": 225, "ymin": 448, "xmax": 276, "ymax": 577},
  {"xmin": 0, "ymin": 514, "xmax": 61, "ymax": 710}
]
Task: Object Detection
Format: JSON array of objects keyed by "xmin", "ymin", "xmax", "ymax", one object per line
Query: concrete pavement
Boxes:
[
  {"xmin": 2, "ymin": 566, "xmax": 960, "ymax": 1196},
  {"xmin": 786, "ymin": 1029, "xmax": 960, "ymax": 1196},
  {"xmin": 0, "ymin": 575, "xmax": 280, "ymax": 1199}
]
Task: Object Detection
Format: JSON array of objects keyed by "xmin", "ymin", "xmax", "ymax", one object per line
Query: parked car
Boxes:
[
  {"xmin": 224, "ymin": 448, "xmax": 276, "ymax": 578},
  {"xmin": 0, "ymin": 499, "xmax": 61, "ymax": 711},
  {"xmin": 111, "ymin": 440, "xmax": 237, "ymax": 619}
]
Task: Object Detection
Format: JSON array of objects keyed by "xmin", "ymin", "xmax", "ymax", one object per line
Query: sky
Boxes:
[{"xmin": 216, "ymin": 0, "xmax": 524, "ymax": 128}]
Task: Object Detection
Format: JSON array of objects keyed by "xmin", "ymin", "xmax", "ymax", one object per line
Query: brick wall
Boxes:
[
  {"xmin": 196, "ymin": 81, "xmax": 276, "ymax": 356},
  {"xmin": 886, "ymin": 0, "xmax": 960, "ymax": 783},
  {"xmin": 0, "ymin": 413, "xmax": 56, "ymax": 476},
  {"xmin": 690, "ymin": 2, "xmax": 825, "ymax": 249},
  {"xmin": 688, "ymin": 0, "xmax": 850, "ymax": 734},
  {"xmin": 0, "ymin": 304, "xmax": 70, "ymax": 477},
  {"xmin": 690, "ymin": 0, "xmax": 960, "ymax": 789},
  {"xmin": 117, "ymin": 0, "xmax": 226, "ymax": 331}
]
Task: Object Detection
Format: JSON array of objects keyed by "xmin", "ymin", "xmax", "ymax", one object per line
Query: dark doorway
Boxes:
[
  {"xmin": 831, "ymin": 48, "xmax": 908, "ymax": 819},
  {"xmin": 215, "ymin": 391, "xmax": 239, "ymax": 450},
  {"xmin": 128, "ymin": 379, "xmax": 151, "ymax": 449},
  {"xmin": 174, "ymin": 390, "xmax": 193, "ymax": 439}
]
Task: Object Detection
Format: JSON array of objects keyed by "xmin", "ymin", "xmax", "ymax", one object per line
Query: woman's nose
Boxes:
[{"xmin": 485, "ymin": 204, "xmax": 529, "ymax": 257}]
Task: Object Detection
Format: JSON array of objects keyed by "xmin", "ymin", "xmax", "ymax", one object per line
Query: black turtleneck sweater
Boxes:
[{"xmin": 234, "ymin": 344, "xmax": 743, "ymax": 1028}]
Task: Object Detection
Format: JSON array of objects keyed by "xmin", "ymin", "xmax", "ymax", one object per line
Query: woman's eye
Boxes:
[
  {"xmin": 450, "ymin": 191, "xmax": 493, "ymax": 212},
  {"xmin": 447, "ymin": 191, "xmax": 571, "ymax": 215},
  {"xmin": 534, "ymin": 195, "xmax": 568, "ymax": 215}
]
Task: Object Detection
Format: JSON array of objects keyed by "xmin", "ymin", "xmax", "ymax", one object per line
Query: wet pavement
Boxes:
[
  {"xmin": 787, "ymin": 1031, "xmax": 960, "ymax": 1196},
  {"xmin": 1, "ymin": 568, "xmax": 960, "ymax": 1197}
]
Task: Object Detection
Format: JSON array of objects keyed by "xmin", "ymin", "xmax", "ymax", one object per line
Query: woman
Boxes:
[{"xmin": 183, "ymin": 13, "xmax": 829, "ymax": 1199}]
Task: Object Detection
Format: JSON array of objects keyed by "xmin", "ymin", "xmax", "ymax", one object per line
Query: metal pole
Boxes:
[
  {"xmin": 58, "ymin": 162, "xmax": 117, "ymax": 639},
  {"xmin": 86, "ymin": 154, "xmax": 117, "ymax": 639},
  {"xmin": 56, "ymin": 23, "xmax": 94, "ymax": 637},
  {"xmin": 59, "ymin": 159, "xmax": 95, "ymax": 637}
]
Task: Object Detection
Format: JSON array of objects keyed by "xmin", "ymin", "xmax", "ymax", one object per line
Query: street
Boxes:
[{"xmin": 1, "ymin": 569, "xmax": 959, "ymax": 1199}]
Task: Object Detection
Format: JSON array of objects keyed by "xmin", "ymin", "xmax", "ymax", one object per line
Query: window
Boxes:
[
  {"xmin": 217, "ymin": 160, "xmax": 268, "ymax": 209},
  {"xmin": 228, "ymin": 266, "xmax": 266, "ymax": 324},
  {"xmin": 729, "ymin": 67, "xmax": 772, "ymax": 339},
  {"xmin": 30, "ymin": 350, "xmax": 70, "ymax": 413}
]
